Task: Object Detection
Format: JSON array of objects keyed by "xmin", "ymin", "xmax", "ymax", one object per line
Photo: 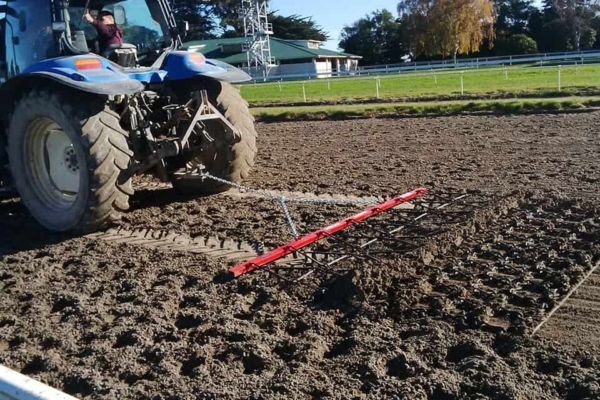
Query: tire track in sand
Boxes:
[{"xmin": 86, "ymin": 228, "xmax": 262, "ymax": 263}]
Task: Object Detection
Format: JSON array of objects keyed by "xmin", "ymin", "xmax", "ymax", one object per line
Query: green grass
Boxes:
[
  {"xmin": 240, "ymin": 64, "xmax": 600, "ymax": 106},
  {"xmin": 251, "ymin": 97, "xmax": 600, "ymax": 121}
]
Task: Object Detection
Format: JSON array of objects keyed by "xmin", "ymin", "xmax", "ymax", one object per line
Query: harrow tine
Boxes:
[
  {"xmin": 297, "ymin": 250, "xmax": 345, "ymax": 277},
  {"xmin": 296, "ymin": 271, "xmax": 316, "ymax": 282},
  {"xmin": 321, "ymin": 233, "xmax": 381, "ymax": 263},
  {"xmin": 315, "ymin": 193, "xmax": 474, "ymax": 270},
  {"xmin": 358, "ymin": 224, "xmax": 424, "ymax": 246},
  {"xmin": 266, "ymin": 268, "xmax": 296, "ymax": 284}
]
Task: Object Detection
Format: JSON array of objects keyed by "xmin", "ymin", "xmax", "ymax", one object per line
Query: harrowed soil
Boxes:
[{"xmin": 1, "ymin": 112, "xmax": 599, "ymax": 399}]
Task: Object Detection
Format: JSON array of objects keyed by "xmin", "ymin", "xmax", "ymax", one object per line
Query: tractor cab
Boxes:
[
  {"xmin": 66, "ymin": 0, "xmax": 174, "ymax": 68},
  {"xmin": 64, "ymin": 0, "xmax": 172, "ymax": 68},
  {"xmin": 0, "ymin": 0, "xmax": 178, "ymax": 76}
]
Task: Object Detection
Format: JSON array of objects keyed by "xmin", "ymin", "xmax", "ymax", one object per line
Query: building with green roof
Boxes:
[{"xmin": 183, "ymin": 37, "xmax": 361, "ymax": 79}]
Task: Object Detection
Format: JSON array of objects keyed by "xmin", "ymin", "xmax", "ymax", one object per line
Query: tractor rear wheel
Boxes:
[
  {"xmin": 7, "ymin": 88, "xmax": 134, "ymax": 233},
  {"xmin": 169, "ymin": 81, "xmax": 257, "ymax": 194}
]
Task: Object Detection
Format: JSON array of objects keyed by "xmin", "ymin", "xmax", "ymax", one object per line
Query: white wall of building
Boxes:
[
  {"xmin": 265, "ymin": 62, "xmax": 316, "ymax": 78},
  {"xmin": 315, "ymin": 60, "xmax": 332, "ymax": 78},
  {"xmin": 251, "ymin": 58, "xmax": 360, "ymax": 79}
]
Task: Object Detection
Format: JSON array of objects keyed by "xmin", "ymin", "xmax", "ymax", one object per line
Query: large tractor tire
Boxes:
[
  {"xmin": 169, "ymin": 81, "xmax": 257, "ymax": 195},
  {"xmin": 7, "ymin": 89, "xmax": 134, "ymax": 233},
  {"xmin": 0, "ymin": 131, "xmax": 10, "ymax": 191}
]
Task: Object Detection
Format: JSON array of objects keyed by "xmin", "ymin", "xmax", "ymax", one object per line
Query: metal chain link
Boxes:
[
  {"xmin": 201, "ymin": 173, "xmax": 379, "ymax": 205},
  {"xmin": 279, "ymin": 197, "xmax": 299, "ymax": 238},
  {"xmin": 200, "ymin": 172, "xmax": 380, "ymax": 238}
]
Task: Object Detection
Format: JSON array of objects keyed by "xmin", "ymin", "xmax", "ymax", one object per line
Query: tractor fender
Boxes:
[
  {"xmin": 19, "ymin": 55, "xmax": 144, "ymax": 96},
  {"xmin": 0, "ymin": 73, "xmax": 136, "ymax": 128},
  {"xmin": 163, "ymin": 51, "xmax": 252, "ymax": 83}
]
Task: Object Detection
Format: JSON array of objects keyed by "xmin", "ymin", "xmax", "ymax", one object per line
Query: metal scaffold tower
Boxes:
[{"xmin": 241, "ymin": 0, "xmax": 276, "ymax": 78}]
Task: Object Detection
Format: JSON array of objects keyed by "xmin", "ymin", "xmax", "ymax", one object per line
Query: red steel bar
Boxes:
[{"xmin": 228, "ymin": 187, "xmax": 428, "ymax": 278}]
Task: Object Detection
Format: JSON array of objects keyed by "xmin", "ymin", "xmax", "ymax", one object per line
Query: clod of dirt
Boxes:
[{"xmin": 446, "ymin": 340, "xmax": 489, "ymax": 363}]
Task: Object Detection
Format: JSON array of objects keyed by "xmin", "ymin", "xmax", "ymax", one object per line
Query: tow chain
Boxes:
[{"xmin": 200, "ymin": 172, "xmax": 379, "ymax": 238}]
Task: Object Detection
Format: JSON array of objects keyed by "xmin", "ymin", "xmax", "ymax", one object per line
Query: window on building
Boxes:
[{"xmin": 222, "ymin": 43, "xmax": 243, "ymax": 54}]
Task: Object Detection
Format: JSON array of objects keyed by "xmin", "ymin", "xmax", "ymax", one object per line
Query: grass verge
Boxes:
[
  {"xmin": 251, "ymin": 97, "xmax": 600, "ymax": 122},
  {"xmin": 240, "ymin": 64, "xmax": 600, "ymax": 106},
  {"xmin": 249, "ymin": 87, "xmax": 600, "ymax": 108}
]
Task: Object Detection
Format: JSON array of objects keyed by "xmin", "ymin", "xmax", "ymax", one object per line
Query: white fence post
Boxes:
[
  {"xmin": 557, "ymin": 65, "xmax": 562, "ymax": 91},
  {"xmin": 460, "ymin": 72, "xmax": 464, "ymax": 95},
  {"xmin": 302, "ymin": 83, "xmax": 307, "ymax": 102},
  {"xmin": 375, "ymin": 78, "xmax": 380, "ymax": 98}
]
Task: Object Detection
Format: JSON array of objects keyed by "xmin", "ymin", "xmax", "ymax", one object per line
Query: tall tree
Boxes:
[
  {"xmin": 540, "ymin": 0, "xmax": 599, "ymax": 51},
  {"xmin": 172, "ymin": 0, "xmax": 222, "ymax": 40},
  {"xmin": 399, "ymin": 0, "xmax": 496, "ymax": 60},
  {"xmin": 174, "ymin": 0, "xmax": 329, "ymax": 41},
  {"xmin": 270, "ymin": 14, "xmax": 330, "ymax": 41},
  {"xmin": 213, "ymin": 0, "xmax": 246, "ymax": 35},
  {"xmin": 527, "ymin": 8, "xmax": 545, "ymax": 45},
  {"xmin": 540, "ymin": 18, "xmax": 572, "ymax": 50},
  {"xmin": 339, "ymin": 10, "xmax": 408, "ymax": 65},
  {"xmin": 495, "ymin": 0, "xmax": 535, "ymax": 36}
]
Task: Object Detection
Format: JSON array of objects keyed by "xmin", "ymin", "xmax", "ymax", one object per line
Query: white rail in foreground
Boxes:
[{"xmin": 0, "ymin": 365, "xmax": 77, "ymax": 400}]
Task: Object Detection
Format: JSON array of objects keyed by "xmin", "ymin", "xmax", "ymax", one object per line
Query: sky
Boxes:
[{"xmin": 270, "ymin": 0, "xmax": 401, "ymax": 51}]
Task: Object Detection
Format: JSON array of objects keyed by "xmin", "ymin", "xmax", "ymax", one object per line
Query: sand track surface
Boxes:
[{"xmin": 1, "ymin": 113, "xmax": 599, "ymax": 399}]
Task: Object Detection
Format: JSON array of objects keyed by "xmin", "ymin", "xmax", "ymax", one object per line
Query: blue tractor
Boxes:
[{"xmin": 0, "ymin": 0, "xmax": 257, "ymax": 233}]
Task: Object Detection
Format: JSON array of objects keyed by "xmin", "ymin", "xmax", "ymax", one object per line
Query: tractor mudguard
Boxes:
[
  {"xmin": 20, "ymin": 55, "xmax": 143, "ymax": 95},
  {"xmin": 163, "ymin": 51, "xmax": 252, "ymax": 83}
]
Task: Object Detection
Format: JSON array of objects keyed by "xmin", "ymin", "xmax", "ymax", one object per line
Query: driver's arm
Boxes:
[{"xmin": 84, "ymin": 12, "xmax": 116, "ymax": 37}]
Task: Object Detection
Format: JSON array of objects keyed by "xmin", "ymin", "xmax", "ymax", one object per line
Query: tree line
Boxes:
[
  {"xmin": 340, "ymin": 0, "xmax": 600, "ymax": 65},
  {"xmin": 172, "ymin": 0, "xmax": 329, "ymax": 42},
  {"xmin": 173, "ymin": 0, "xmax": 600, "ymax": 65}
]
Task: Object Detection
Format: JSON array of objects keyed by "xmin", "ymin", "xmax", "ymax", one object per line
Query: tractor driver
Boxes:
[{"xmin": 83, "ymin": 10, "xmax": 123, "ymax": 54}]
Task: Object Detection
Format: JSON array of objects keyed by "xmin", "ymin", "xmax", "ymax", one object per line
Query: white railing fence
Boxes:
[
  {"xmin": 239, "ymin": 63, "xmax": 600, "ymax": 103},
  {"xmin": 244, "ymin": 50, "xmax": 600, "ymax": 82}
]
